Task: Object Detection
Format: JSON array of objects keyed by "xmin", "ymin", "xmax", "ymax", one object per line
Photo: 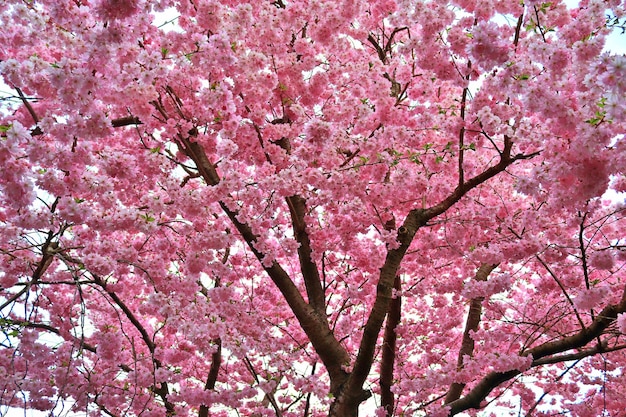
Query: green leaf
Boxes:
[{"xmin": 140, "ymin": 213, "xmax": 156, "ymax": 223}]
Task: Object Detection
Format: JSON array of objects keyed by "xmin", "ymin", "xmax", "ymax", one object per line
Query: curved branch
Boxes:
[
  {"xmin": 446, "ymin": 285, "xmax": 626, "ymax": 415},
  {"xmin": 0, "ymin": 235, "xmax": 57, "ymax": 311},
  {"xmin": 91, "ymin": 273, "xmax": 175, "ymax": 415},
  {"xmin": 424, "ymin": 140, "xmax": 539, "ymax": 220}
]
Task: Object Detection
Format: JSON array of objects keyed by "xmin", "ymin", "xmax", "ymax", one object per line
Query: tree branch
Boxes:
[
  {"xmin": 91, "ymin": 273, "xmax": 176, "ymax": 415},
  {"xmin": 446, "ymin": 286, "xmax": 626, "ymax": 415},
  {"xmin": 535, "ymin": 255, "xmax": 585, "ymax": 329},
  {"xmin": 338, "ymin": 144, "xmax": 539, "ymax": 411},
  {"xmin": 30, "ymin": 115, "xmax": 142, "ymax": 136},
  {"xmin": 244, "ymin": 356, "xmax": 284, "ymax": 417},
  {"xmin": 0, "ymin": 234, "xmax": 57, "ymax": 311},
  {"xmin": 15, "ymin": 87, "xmax": 39, "ymax": 124},
  {"xmin": 424, "ymin": 141, "xmax": 538, "ymax": 220},
  {"xmin": 0, "ymin": 318, "xmax": 96, "ymax": 353},
  {"xmin": 182, "ymin": 139, "xmax": 351, "ymax": 393},
  {"xmin": 445, "ymin": 263, "xmax": 497, "ymax": 404},
  {"xmin": 380, "ymin": 275, "xmax": 402, "ymax": 416},
  {"xmin": 286, "ymin": 195, "xmax": 327, "ymax": 317}
]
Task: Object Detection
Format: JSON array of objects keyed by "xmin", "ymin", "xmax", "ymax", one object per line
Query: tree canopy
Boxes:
[{"xmin": 1, "ymin": 0, "xmax": 625, "ymax": 416}]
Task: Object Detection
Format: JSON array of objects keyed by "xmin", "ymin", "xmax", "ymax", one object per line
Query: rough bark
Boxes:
[{"xmin": 380, "ymin": 275, "xmax": 402, "ymax": 416}]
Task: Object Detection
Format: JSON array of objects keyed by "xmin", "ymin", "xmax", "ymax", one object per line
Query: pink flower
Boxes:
[
  {"xmin": 574, "ymin": 287, "xmax": 609, "ymax": 311},
  {"xmin": 97, "ymin": 0, "xmax": 140, "ymax": 20},
  {"xmin": 589, "ymin": 251, "xmax": 614, "ymax": 270},
  {"xmin": 4, "ymin": 121, "xmax": 31, "ymax": 153},
  {"xmin": 617, "ymin": 313, "xmax": 626, "ymax": 334},
  {"xmin": 469, "ymin": 22, "xmax": 510, "ymax": 70}
]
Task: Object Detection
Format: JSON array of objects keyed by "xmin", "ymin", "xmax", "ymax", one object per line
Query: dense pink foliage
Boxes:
[{"xmin": 1, "ymin": 1, "xmax": 625, "ymax": 416}]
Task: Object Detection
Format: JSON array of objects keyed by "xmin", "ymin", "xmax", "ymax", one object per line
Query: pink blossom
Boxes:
[
  {"xmin": 573, "ymin": 287, "xmax": 610, "ymax": 311},
  {"xmin": 589, "ymin": 250, "xmax": 614, "ymax": 270},
  {"xmin": 2, "ymin": 1, "xmax": 626, "ymax": 416},
  {"xmin": 97, "ymin": 0, "xmax": 140, "ymax": 20},
  {"xmin": 617, "ymin": 313, "xmax": 626, "ymax": 334}
]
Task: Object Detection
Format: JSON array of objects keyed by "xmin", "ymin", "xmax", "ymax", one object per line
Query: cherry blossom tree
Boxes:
[{"xmin": 1, "ymin": 0, "xmax": 625, "ymax": 416}]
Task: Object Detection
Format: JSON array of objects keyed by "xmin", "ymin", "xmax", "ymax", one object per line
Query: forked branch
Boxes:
[
  {"xmin": 286, "ymin": 195, "xmax": 327, "ymax": 317},
  {"xmin": 340, "ymin": 144, "xmax": 539, "ymax": 410}
]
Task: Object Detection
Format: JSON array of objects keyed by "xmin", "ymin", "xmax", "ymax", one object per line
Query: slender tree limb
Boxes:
[
  {"xmin": 445, "ymin": 263, "xmax": 497, "ymax": 404},
  {"xmin": 286, "ymin": 195, "xmax": 327, "ymax": 317},
  {"xmin": 14, "ymin": 87, "xmax": 39, "ymax": 124},
  {"xmin": 198, "ymin": 339, "xmax": 222, "ymax": 417},
  {"xmin": 531, "ymin": 342, "xmax": 626, "ymax": 366},
  {"xmin": 0, "ymin": 318, "xmax": 97, "ymax": 353},
  {"xmin": 0, "ymin": 234, "xmax": 57, "ymax": 311},
  {"xmin": 244, "ymin": 356, "xmax": 284, "ymax": 417},
  {"xmin": 90, "ymin": 273, "xmax": 176, "ymax": 415},
  {"xmin": 29, "ymin": 115, "xmax": 143, "ymax": 136},
  {"xmin": 513, "ymin": 13, "xmax": 524, "ymax": 48},
  {"xmin": 525, "ymin": 360, "xmax": 579, "ymax": 416},
  {"xmin": 535, "ymin": 255, "xmax": 585, "ymax": 329},
  {"xmin": 199, "ymin": 262, "xmax": 226, "ymax": 417},
  {"xmin": 303, "ymin": 363, "xmax": 317, "ymax": 417},
  {"xmin": 458, "ymin": 86, "xmax": 468, "ymax": 188}
]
